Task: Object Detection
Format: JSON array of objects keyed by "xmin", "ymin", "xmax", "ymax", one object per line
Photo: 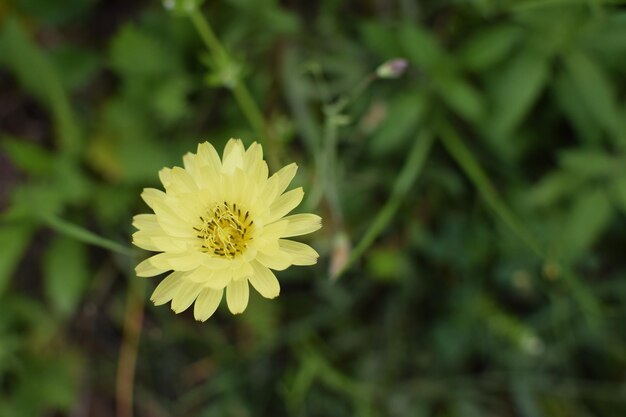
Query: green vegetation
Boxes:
[{"xmin": 1, "ymin": 0, "xmax": 626, "ymax": 415}]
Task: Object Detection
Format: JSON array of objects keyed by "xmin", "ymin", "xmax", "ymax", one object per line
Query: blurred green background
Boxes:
[{"xmin": 1, "ymin": 0, "xmax": 626, "ymax": 416}]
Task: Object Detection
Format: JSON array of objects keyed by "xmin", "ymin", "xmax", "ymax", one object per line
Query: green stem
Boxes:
[
  {"xmin": 43, "ymin": 215, "xmax": 134, "ymax": 256},
  {"xmin": 437, "ymin": 123, "xmax": 543, "ymax": 257},
  {"xmin": 232, "ymin": 82, "xmax": 267, "ymax": 139},
  {"xmin": 188, "ymin": 9, "xmax": 228, "ymax": 60},
  {"xmin": 335, "ymin": 131, "xmax": 435, "ymax": 278},
  {"xmin": 188, "ymin": 8, "xmax": 277, "ymax": 168}
]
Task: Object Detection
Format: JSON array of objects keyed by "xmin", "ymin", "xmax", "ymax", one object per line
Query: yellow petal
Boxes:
[
  {"xmin": 196, "ymin": 141, "xmax": 222, "ymax": 174},
  {"xmin": 132, "ymin": 214, "xmax": 160, "ymax": 231},
  {"xmin": 226, "ymin": 279, "xmax": 249, "ymax": 314},
  {"xmin": 135, "ymin": 255, "xmax": 169, "ymax": 277},
  {"xmin": 221, "ymin": 139, "xmax": 245, "ymax": 174},
  {"xmin": 141, "ymin": 188, "xmax": 166, "ymax": 210},
  {"xmin": 264, "ymin": 163, "xmax": 297, "ymax": 202},
  {"xmin": 205, "ymin": 271, "xmax": 233, "ymax": 289},
  {"xmin": 185, "ymin": 266, "xmax": 214, "ymax": 283},
  {"xmin": 281, "ymin": 214, "xmax": 322, "ymax": 237},
  {"xmin": 268, "ymin": 187, "xmax": 304, "ymax": 223},
  {"xmin": 255, "ymin": 250, "xmax": 292, "ymax": 271},
  {"xmin": 182, "ymin": 152, "xmax": 196, "ymax": 176},
  {"xmin": 249, "ymin": 260, "xmax": 280, "ymax": 298},
  {"xmin": 150, "ymin": 251, "xmax": 206, "ymax": 271},
  {"xmin": 171, "ymin": 281, "xmax": 202, "ymax": 313},
  {"xmin": 186, "ymin": 266, "xmax": 232, "ymax": 289},
  {"xmin": 243, "ymin": 142, "xmax": 263, "ymax": 169},
  {"xmin": 158, "ymin": 167, "xmax": 172, "ymax": 189},
  {"xmin": 168, "ymin": 166, "xmax": 198, "ymax": 193},
  {"xmin": 279, "ymin": 239, "xmax": 319, "ymax": 265},
  {"xmin": 151, "ymin": 271, "xmax": 184, "ymax": 305},
  {"xmin": 194, "ymin": 288, "xmax": 223, "ymax": 321}
]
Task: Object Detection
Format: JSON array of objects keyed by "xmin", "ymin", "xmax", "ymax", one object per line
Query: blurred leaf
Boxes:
[
  {"xmin": 458, "ymin": 24, "xmax": 523, "ymax": 71},
  {"xmin": 162, "ymin": 0, "xmax": 205, "ymax": 16},
  {"xmin": 109, "ymin": 24, "xmax": 176, "ymax": 76},
  {"xmin": 562, "ymin": 189, "xmax": 612, "ymax": 259},
  {"xmin": 0, "ymin": 18, "xmax": 81, "ymax": 156},
  {"xmin": 1, "ymin": 136, "xmax": 53, "ymax": 176},
  {"xmin": 487, "ymin": 50, "xmax": 549, "ymax": 138},
  {"xmin": 610, "ymin": 176, "xmax": 626, "ymax": 216},
  {"xmin": 359, "ymin": 21, "xmax": 403, "ymax": 59},
  {"xmin": 14, "ymin": 0, "xmax": 94, "ymax": 24},
  {"xmin": 565, "ymin": 50, "xmax": 624, "ymax": 145},
  {"xmin": 436, "ymin": 75, "xmax": 485, "ymax": 123},
  {"xmin": 526, "ymin": 171, "xmax": 584, "ymax": 208},
  {"xmin": 0, "ymin": 223, "xmax": 34, "ymax": 296},
  {"xmin": 366, "ymin": 248, "xmax": 412, "ymax": 282},
  {"xmin": 370, "ymin": 92, "xmax": 426, "ymax": 155},
  {"xmin": 553, "ymin": 70, "xmax": 603, "ymax": 144},
  {"xmin": 43, "ymin": 235, "xmax": 89, "ymax": 316},
  {"xmin": 152, "ymin": 77, "xmax": 192, "ymax": 124},
  {"xmin": 398, "ymin": 25, "xmax": 444, "ymax": 70},
  {"xmin": 50, "ymin": 44, "xmax": 101, "ymax": 91},
  {"xmin": 558, "ymin": 149, "xmax": 620, "ymax": 179}
]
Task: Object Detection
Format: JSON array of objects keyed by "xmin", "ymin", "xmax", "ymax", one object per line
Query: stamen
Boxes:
[{"xmin": 194, "ymin": 202, "xmax": 254, "ymax": 259}]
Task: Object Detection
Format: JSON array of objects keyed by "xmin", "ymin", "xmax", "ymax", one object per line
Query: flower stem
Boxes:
[
  {"xmin": 43, "ymin": 215, "xmax": 134, "ymax": 256},
  {"xmin": 335, "ymin": 131, "xmax": 435, "ymax": 278},
  {"xmin": 437, "ymin": 122, "xmax": 544, "ymax": 258},
  {"xmin": 188, "ymin": 8, "xmax": 276, "ymax": 167}
]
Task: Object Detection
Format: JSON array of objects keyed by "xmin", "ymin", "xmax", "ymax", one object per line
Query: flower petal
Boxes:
[
  {"xmin": 264, "ymin": 163, "xmax": 297, "ymax": 202},
  {"xmin": 226, "ymin": 279, "xmax": 249, "ymax": 314},
  {"xmin": 151, "ymin": 271, "xmax": 184, "ymax": 305},
  {"xmin": 222, "ymin": 139, "xmax": 245, "ymax": 174},
  {"xmin": 196, "ymin": 141, "xmax": 222, "ymax": 175},
  {"xmin": 268, "ymin": 187, "xmax": 304, "ymax": 223},
  {"xmin": 249, "ymin": 260, "xmax": 281, "ymax": 298},
  {"xmin": 149, "ymin": 251, "xmax": 206, "ymax": 272},
  {"xmin": 256, "ymin": 250, "xmax": 292, "ymax": 271},
  {"xmin": 141, "ymin": 188, "xmax": 166, "ymax": 210},
  {"xmin": 182, "ymin": 152, "xmax": 197, "ymax": 176},
  {"xmin": 186, "ymin": 266, "xmax": 233, "ymax": 289},
  {"xmin": 279, "ymin": 239, "xmax": 319, "ymax": 265},
  {"xmin": 194, "ymin": 288, "xmax": 223, "ymax": 321},
  {"xmin": 281, "ymin": 214, "xmax": 322, "ymax": 237},
  {"xmin": 136, "ymin": 255, "xmax": 169, "ymax": 277},
  {"xmin": 168, "ymin": 166, "xmax": 198, "ymax": 193},
  {"xmin": 171, "ymin": 281, "xmax": 202, "ymax": 313}
]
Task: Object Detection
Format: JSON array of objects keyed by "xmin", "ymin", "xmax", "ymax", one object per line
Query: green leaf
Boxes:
[
  {"xmin": 526, "ymin": 171, "xmax": 584, "ymax": 208},
  {"xmin": 359, "ymin": 21, "xmax": 403, "ymax": 59},
  {"xmin": 0, "ymin": 223, "xmax": 34, "ymax": 296},
  {"xmin": 562, "ymin": 189, "xmax": 612, "ymax": 259},
  {"xmin": 398, "ymin": 25, "xmax": 444, "ymax": 70},
  {"xmin": 436, "ymin": 75, "xmax": 485, "ymax": 123},
  {"xmin": 0, "ymin": 18, "xmax": 81, "ymax": 156},
  {"xmin": 370, "ymin": 92, "xmax": 426, "ymax": 155},
  {"xmin": 1, "ymin": 136, "xmax": 54, "ymax": 176},
  {"xmin": 565, "ymin": 50, "xmax": 624, "ymax": 145},
  {"xmin": 610, "ymin": 176, "xmax": 626, "ymax": 216},
  {"xmin": 50, "ymin": 44, "xmax": 100, "ymax": 91},
  {"xmin": 458, "ymin": 24, "xmax": 523, "ymax": 71},
  {"xmin": 109, "ymin": 24, "xmax": 176, "ymax": 77},
  {"xmin": 367, "ymin": 248, "xmax": 412, "ymax": 282},
  {"xmin": 558, "ymin": 149, "xmax": 621, "ymax": 179},
  {"xmin": 43, "ymin": 235, "xmax": 89, "ymax": 316},
  {"xmin": 487, "ymin": 50, "xmax": 549, "ymax": 137},
  {"xmin": 553, "ymin": 70, "xmax": 603, "ymax": 145}
]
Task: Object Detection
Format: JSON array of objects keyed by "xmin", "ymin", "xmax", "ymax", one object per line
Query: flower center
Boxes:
[{"xmin": 195, "ymin": 202, "xmax": 254, "ymax": 259}]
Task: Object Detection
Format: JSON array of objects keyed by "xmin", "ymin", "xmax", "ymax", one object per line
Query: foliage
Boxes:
[{"xmin": 1, "ymin": 0, "xmax": 626, "ymax": 416}]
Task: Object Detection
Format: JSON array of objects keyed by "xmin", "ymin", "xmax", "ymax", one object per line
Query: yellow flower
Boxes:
[{"xmin": 132, "ymin": 139, "xmax": 321, "ymax": 321}]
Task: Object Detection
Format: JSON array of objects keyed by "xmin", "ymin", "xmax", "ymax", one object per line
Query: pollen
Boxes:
[{"xmin": 194, "ymin": 202, "xmax": 254, "ymax": 259}]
